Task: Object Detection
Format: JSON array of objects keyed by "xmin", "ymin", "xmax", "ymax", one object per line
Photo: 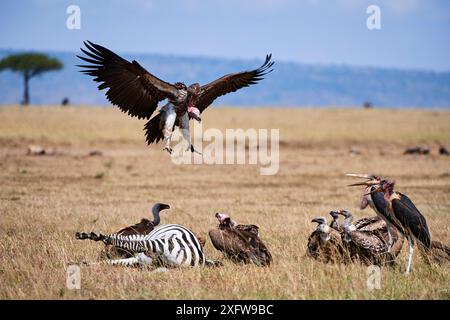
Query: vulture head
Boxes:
[
  {"xmin": 336, "ymin": 210, "xmax": 356, "ymax": 240},
  {"xmin": 208, "ymin": 213, "xmax": 272, "ymax": 267},
  {"xmin": 151, "ymin": 202, "xmax": 170, "ymax": 226},
  {"xmin": 329, "ymin": 211, "xmax": 341, "ymax": 231},
  {"xmin": 215, "ymin": 212, "xmax": 237, "ymax": 229},
  {"xmin": 186, "ymin": 83, "xmax": 202, "ymax": 122},
  {"xmin": 311, "ymin": 216, "xmax": 331, "ymax": 243}
]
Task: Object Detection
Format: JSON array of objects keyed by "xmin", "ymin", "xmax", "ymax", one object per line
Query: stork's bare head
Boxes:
[{"xmin": 371, "ymin": 179, "xmax": 396, "ymax": 195}]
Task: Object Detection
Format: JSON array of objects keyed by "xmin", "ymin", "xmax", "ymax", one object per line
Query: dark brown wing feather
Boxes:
[
  {"xmin": 195, "ymin": 54, "xmax": 274, "ymax": 113},
  {"xmin": 392, "ymin": 194, "xmax": 431, "ymax": 248},
  {"xmin": 116, "ymin": 218, "xmax": 155, "ymax": 236},
  {"xmin": 77, "ymin": 41, "xmax": 179, "ymax": 120},
  {"xmin": 208, "ymin": 225, "xmax": 272, "ymax": 266},
  {"xmin": 144, "ymin": 112, "xmax": 165, "ymax": 145}
]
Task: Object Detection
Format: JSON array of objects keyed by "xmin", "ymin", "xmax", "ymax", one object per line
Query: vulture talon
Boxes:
[{"xmin": 163, "ymin": 146, "xmax": 173, "ymax": 154}]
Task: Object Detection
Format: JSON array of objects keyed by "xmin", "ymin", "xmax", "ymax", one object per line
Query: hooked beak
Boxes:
[
  {"xmin": 159, "ymin": 203, "xmax": 170, "ymax": 210},
  {"xmin": 188, "ymin": 105, "xmax": 201, "ymax": 122},
  {"xmin": 311, "ymin": 217, "xmax": 324, "ymax": 224},
  {"xmin": 215, "ymin": 212, "xmax": 229, "ymax": 223},
  {"xmin": 189, "ymin": 113, "xmax": 201, "ymax": 122}
]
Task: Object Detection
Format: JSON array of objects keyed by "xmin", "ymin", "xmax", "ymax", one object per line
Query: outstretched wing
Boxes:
[
  {"xmin": 77, "ymin": 41, "xmax": 179, "ymax": 120},
  {"xmin": 195, "ymin": 54, "xmax": 274, "ymax": 113}
]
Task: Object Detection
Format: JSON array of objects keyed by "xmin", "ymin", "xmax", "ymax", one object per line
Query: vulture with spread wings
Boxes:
[{"xmin": 77, "ymin": 41, "xmax": 274, "ymax": 154}]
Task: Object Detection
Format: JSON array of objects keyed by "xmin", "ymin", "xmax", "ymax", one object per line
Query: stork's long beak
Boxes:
[
  {"xmin": 345, "ymin": 173, "xmax": 374, "ymax": 179},
  {"xmin": 345, "ymin": 173, "xmax": 381, "ymax": 187},
  {"xmin": 347, "ymin": 181, "xmax": 380, "ymax": 187}
]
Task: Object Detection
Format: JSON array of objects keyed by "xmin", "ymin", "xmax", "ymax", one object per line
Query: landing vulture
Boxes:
[{"xmin": 78, "ymin": 41, "xmax": 274, "ymax": 154}]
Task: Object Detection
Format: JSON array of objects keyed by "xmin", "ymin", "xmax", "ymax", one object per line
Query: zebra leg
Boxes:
[
  {"xmin": 104, "ymin": 234, "xmax": 149, "ymax": 253},
  {"xmin": 136, "ymin": 252, "xmax": 154, "ymax": 266},
  {"xmin": 75, "ymin": 231, "xmax": 108, "ymax": 243},
  {"xmin": 105, "ymin": 257, "xmax": 141, "ymax": 267},
  {"xmin": 405, "ymin": 236, "xmax": 414, "ymax": 274}
]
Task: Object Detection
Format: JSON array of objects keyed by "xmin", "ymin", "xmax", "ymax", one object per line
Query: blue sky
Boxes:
[{"xmin": 1, "ymin": 0, "xmax": 449, "ymax": 71}]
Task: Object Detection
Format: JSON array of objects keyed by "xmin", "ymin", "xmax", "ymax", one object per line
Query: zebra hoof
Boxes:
[
  {"xmin": 75, "ymin": 232, "xmax": 88, "ymax": 240},
  {"xmin": 152, "ymin": 267, "xmax": 168, "ymax": 273}
]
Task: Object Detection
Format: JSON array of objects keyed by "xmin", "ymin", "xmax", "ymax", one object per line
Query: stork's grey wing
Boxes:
[
  {"xmin": 196, "ymin": 54, "xmax": 274, "ymax": 113},
  {"xmin": 77, "ymin": 41, "xmax": 179, "ymax": 119}
]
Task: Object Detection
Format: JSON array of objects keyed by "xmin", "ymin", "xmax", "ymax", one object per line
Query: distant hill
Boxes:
[{"xmin": 1, "ymin": 49, "xmax": 449, "ymax": 107}]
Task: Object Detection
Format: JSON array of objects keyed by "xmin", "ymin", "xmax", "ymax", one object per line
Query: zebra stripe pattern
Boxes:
[{"xmin": 77, "ymin": 224, "xmax": 205, "ymax": 268}]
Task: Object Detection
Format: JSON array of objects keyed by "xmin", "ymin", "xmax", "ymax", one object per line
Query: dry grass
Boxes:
[{"xmin": 0, "ymin": 105, "xmax": 449, "ymax": 300}]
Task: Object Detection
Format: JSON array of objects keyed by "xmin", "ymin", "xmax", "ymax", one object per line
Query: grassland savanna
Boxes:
[{"xmin": 0, "ymin": 106, "xmax": 449, "ymax": 299}]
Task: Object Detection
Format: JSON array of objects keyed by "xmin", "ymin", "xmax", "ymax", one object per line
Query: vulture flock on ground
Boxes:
[{"xmin": 76, "ymin": 173, "xmax": 449, "ymax": 272}]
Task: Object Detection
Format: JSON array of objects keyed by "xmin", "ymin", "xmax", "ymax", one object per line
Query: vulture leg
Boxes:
[
  {"xmin": 162, "ymin": 107, "xmax": 177, "ymax": 154},
  {"xmin": 179, "ymin": 113, "xmax": 201, "ymax": 154},
  {"xmin": 406, "ymin": 236, "xmax": 414, "ymax": 274}
]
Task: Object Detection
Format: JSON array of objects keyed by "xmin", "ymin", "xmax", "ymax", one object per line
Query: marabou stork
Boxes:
[
  {"xmin": 347, "ymin": 174, "xmax": 450, "ymax": 269},
  {"xmin": 346, "ymin": 173, "xmax": 405, "ymax": 253},
  {"xmin": 77, "ymin": 41, "xmax": 273, "ymax": 154},
  {"xmin": 370, "ymin": 179, "xmax": 431, "ymax": 273}
]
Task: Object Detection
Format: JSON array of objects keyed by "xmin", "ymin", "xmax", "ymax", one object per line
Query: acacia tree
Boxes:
[{"xmin": 0, "ymin": 53, "xmax": 63, "ymax": 106}]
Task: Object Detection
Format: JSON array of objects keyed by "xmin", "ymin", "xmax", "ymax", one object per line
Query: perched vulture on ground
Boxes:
[
  {"xmin": 77, "ymin": 41, "xmax": 274, "ymax": 154},
  {"xmin": 307, "ymin": 216, "xmax": 350, "ymax": 264},
  {"xmin": 337, "ymin": 210, "xmax": 403, "ymax": 266},
  {"xmin": 208, "ymin": 213, "xmax": 272, "ymax": 266}
]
